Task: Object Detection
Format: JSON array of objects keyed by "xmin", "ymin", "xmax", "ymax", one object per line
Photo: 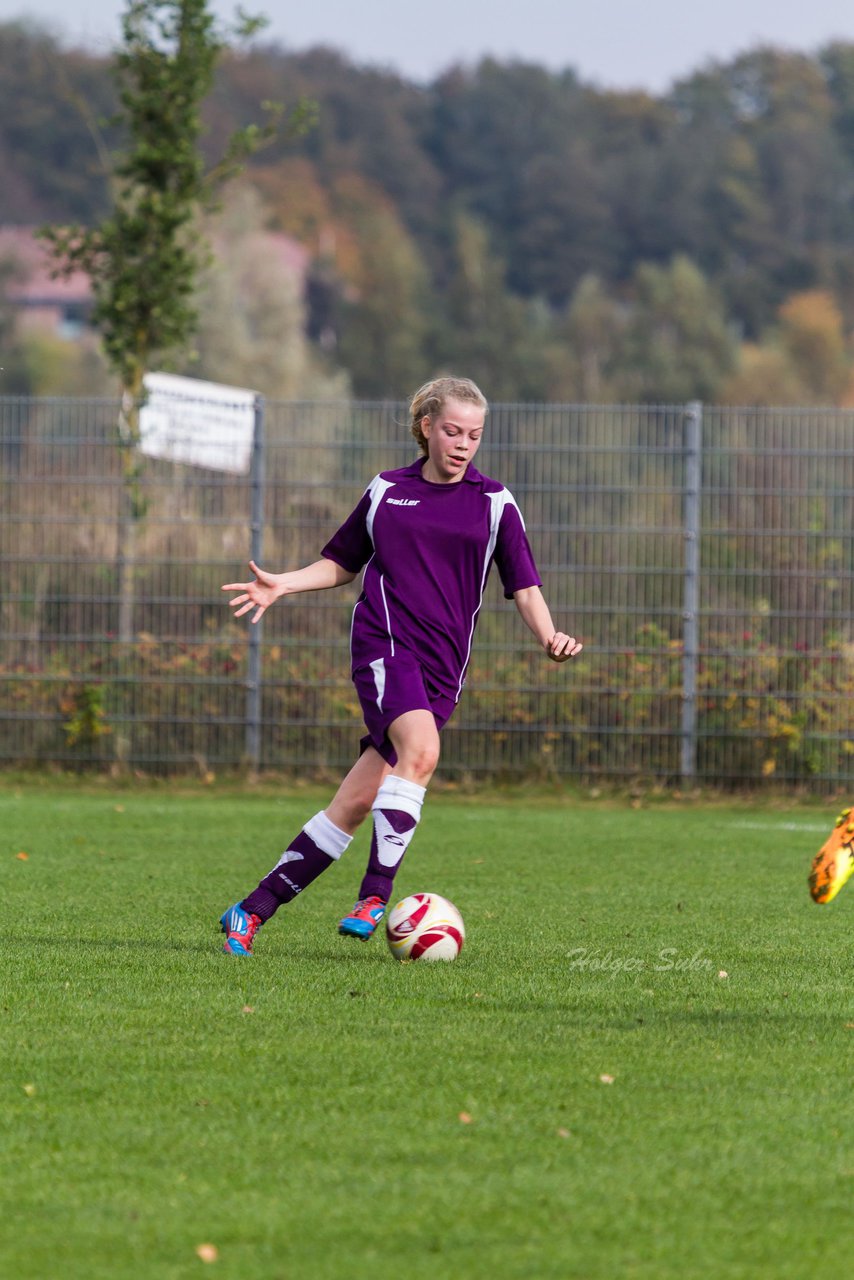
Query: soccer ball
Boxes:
[{"xmin": 385, "ymin": 892, "xmax": 465, "ymax": 962}]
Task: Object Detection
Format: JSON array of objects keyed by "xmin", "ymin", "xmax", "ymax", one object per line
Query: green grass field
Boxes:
[{"xmin": 2, "ymin": 779, "xmax": 853, "ymax": 1279}]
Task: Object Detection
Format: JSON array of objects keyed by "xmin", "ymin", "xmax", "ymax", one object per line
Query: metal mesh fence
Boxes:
[{"xmin": 1, "ymin": 395, "xmax": 852, "ymax": 788}]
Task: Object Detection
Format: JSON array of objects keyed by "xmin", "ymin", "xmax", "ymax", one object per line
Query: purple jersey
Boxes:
[{"xmin": 321, "ymin": 458, "xmax": 541, "ymax": 701}]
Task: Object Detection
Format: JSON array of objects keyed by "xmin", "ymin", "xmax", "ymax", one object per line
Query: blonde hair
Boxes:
[{"xmin": 409, "ymin": 376, "xmax": 488, "ymax": 456}]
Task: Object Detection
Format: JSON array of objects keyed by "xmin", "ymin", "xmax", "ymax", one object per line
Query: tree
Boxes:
[
  {"xmin": 428, "ymin": 60, "xmax": 613, "ymax": 305},
  {"xmin": 722, "ymin": 288, "xmax": 852, "ymax": 405},
  {"xmin": 718, "ymin": 342, "xmax": 807, "ymax": 406},
  {"xmin": 612, "ymin": 255, "xmax": 738, "ymax": 403},
  {"xmin": 0, "ymin": 255, "xmax": 31, "ymax": 393},
  {"xmin": 40, "ymin": 0, "xmax": 310, "ymax": 641},
  {"xmin": 778, "ymin": 289, "xmax": 850, "ymax": 402},
  {"xmin": 188, "ymin": 184, "xmax": 347, "ymax": 400},
  {"xmin": 0, "ymin": 22, "xmax": 116, "ymax": 223},
  {"xmin": 432, "ymin": 213, "xmax": 551, "ymax": 401},
  {"xmin": 548, "ymin": 273, "xmax": 624, "ymax": 402},
  {"xmin": 332, "ymin": 174, "xmax": 431, "ymax": 397}
]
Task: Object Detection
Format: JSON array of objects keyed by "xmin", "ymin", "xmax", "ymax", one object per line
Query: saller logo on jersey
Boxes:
[{"xmin": 386, "ymin": 498, "xmax": 420, "ymax": 506}]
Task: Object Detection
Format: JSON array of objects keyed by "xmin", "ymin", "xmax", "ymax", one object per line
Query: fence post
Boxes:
[
  {"xmin": 681, "ymin": 401, "xmax": 702, "ymax": 785},
  {"xmin": 245, "ymin": 394, "xmax": 265, "ymax": 774}
]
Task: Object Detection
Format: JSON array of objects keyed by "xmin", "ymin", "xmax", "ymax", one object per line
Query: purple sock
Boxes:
[
  {"xmin": 242, "ymin": 811, "xmax": 352, "ymax": 921},
  {"xmin": 360, "ymin": 809, "xmax": 418, "ymax": 902}
]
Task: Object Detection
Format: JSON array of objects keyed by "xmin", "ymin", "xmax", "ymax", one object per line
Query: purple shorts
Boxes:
[{"xmin": 352, "ymin": 650, "xmax": 458, "ymax": 765}]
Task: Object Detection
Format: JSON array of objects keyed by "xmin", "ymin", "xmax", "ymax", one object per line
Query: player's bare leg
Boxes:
[
  {"xmin": 325, "ymin": 747, "xmax": 393, "ymax": 833},
  {"xmin": 339, "ymin": 711, "xmax": 440, "ymax": 938},
  {"xmin": 221, "ymin": 749, "xmax": 390, "ymax": 954}
]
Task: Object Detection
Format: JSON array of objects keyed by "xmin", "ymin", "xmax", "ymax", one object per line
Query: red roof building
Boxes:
[
  {"xmin": 0, "ymin": 226, "xmax": 93, "ymax": 337},
  {"xmin": 0, "ymin": 224, "xmax": 312, "ymax": 341}
]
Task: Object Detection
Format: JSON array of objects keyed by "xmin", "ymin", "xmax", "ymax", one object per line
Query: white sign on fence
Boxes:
[{"xmin": 139, "ymin": 372, "xmax": 257, "ymax": 474}]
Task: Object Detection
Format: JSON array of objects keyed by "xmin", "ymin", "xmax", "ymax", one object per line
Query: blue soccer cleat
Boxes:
[
  {"xmin": 220, "ymin": 902, "xmax": 262, "ymax": 955},
  {"xmin": 338, "ymin": 895, "xmax": 386, "ymax": 939}
]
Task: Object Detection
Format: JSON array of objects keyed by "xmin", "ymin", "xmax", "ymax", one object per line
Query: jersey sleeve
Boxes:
[
  {"xmin": 321, "ymin": 487, "xmax": 374, "ymax": 573},
  {"xmin": 493, "ymin": 495, "xmax": 542, "ymax": 599}
]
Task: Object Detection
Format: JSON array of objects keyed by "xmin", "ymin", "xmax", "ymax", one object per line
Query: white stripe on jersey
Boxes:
[
  {"xmin": 365, "ymin": 475, "xmax": 396, "ymax": 542},
  {"xmin": 378, "ymin": 574, "xmax": 395, "ymax": 656},
  {"xmin": 363, "ymin": 475, "xmax": 398, "ymax": 657},
  {"xmin": 454, "ymin": 488, "xmax": 521, "ymax": 701}
]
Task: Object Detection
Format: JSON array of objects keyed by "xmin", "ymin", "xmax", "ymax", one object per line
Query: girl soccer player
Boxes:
[{"xmin": 219, "ymin": 375, "xmax": 582, "ymax": 954}]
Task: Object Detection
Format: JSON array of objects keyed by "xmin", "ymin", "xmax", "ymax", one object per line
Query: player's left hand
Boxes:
[{"xmin": 546, "ymin": 633, "xmax": 583, "ymax": 662}]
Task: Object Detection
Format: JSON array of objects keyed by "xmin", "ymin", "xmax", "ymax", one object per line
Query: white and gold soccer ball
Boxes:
[{"xmin": 385, "ymin": 892, "xmax": 465, "ymax": 962}]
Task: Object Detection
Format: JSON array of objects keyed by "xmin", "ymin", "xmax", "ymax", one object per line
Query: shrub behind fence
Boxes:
[{"xmin": 1, "ymin": 396, "xmax": 853, "ymax": 788}]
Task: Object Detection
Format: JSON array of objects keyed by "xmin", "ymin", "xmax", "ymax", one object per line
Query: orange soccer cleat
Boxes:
[{"xmin": 808, "ymin": 807, "xmax": 854, "ymax": 904}]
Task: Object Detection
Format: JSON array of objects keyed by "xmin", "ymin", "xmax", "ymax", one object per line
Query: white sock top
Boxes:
[
  {"xmin": 372, "ymin": 774, "xmax": 426, "ymax": 822},
  {"xmin": 304, "ymin": 809, "xmax": 353, "ymax": 860}
]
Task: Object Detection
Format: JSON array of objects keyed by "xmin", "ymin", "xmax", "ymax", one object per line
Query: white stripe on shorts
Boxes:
[{"xmin": 369, "ymin": 657, "xmax": 386, "ymax": 711}]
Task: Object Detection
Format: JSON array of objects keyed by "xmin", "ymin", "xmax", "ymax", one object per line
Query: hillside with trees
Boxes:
[{"xmin": 4, "ymin": 19, "xmax": 854, "ymax": 403}]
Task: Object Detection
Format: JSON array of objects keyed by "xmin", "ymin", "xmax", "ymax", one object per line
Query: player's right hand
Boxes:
[{"xmin": 221, "ymin": 560, "xmax": 281, "ymax": 624}]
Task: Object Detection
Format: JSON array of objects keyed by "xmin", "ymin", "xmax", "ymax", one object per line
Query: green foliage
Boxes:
[
  {"xmin": 612, "ymin": 255, "xmax": 738, "ymax": 403},
  {"xmin": 185, "ymin": 185, "xmax": 348, "ymax": 398},
  {"xmin": 432, "ymin": 214, "xmax": 551, "ymax": 400},
  {"xmin": 4, "ymin": 628, "xmax": 854, "ymax": 785},
  {"xmin": 549, "ymin": 273, "xmax": 624, "ymax": 401},
  {"xmin": 333, "ymin": 177, "xmax": 431, "ymax": 397},
  {"xmin": 60, "ymin": 683, "xmax": 111, "ymax": 749},
  {"xmin": 37, "ymin": 1, "xmax": 298, "ymax": 400},
  {"xmin": 7, "ymin": 331, "xmax": 113, "ymax": 397},
  {"xmin": 429, "ymin": 60, "xmax": 609, "ymax": 303},
  {"xmin": 0, "ymin": 22, "xmax": 117, "ymax": 223},
  {"xmin": 10, "ymin": 24, "xmax": 854, "ymax": 402},
  {"xmin": 0, "ymin": 256, "xmax": 30, "ymax": 392},
  {"xmin": 28, "ymin": 2, "xmax": 316, "ymax": 645}
]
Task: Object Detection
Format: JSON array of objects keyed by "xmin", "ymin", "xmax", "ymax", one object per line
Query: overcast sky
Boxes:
[{"xmin": 2, "ymin": 0, "xmax": 853, "ymax": 91}]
